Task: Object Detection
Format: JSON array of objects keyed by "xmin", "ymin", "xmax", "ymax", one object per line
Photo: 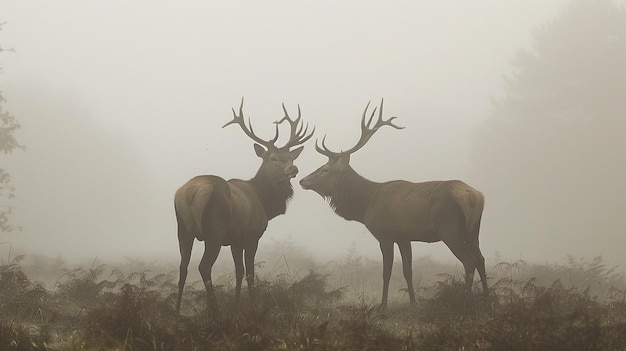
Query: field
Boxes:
[{"xmin": 1, "ymin": 244, "xmax": 626, "ymax": 350}]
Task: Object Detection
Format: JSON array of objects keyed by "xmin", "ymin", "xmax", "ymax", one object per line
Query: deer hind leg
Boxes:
[
  {"xmin": 176, "ymin": 223, "xmax": 193, "ymax": 314},
  {"xmin": 469, "ymin": 237, "xmax": 488, "ymax": 296},
  {"xmin": 443, "ymin": 240, "xmax": 476, "ymax": 292},
  {"xmin": 469, "ymin": 215, "xmax": 488, "ymax": 296},
  {"xmin": 433, "ymin": 199, "xmax": 478, "ymax": 292},
  {"xmin": 244, "ymin": 240, "xmax": 259, "ymax": 301},
  {"xmin": 198, "ymin": 203, "xmax": 228, "ymax": 310},
  {"xmin": 379, "ymin": 240, "xmax": 394, "ymax": 310},
  {"xmin": 230, "ymin": 245, "xmax": 244, "ymax": 303},
  {"xmin": 434, "ymin": 213, "xmax": 478, "ymax": 292},
  {"xmin": 440, "ymin": 234, "xmax": 478, "ymax": 292},
  {"xmin": 397, "ymin": 241, "xmax": 416, "ymax": 304},
  {"xmin": 198, "ymin": 237, "xmax": 222, "ymax": 309}
]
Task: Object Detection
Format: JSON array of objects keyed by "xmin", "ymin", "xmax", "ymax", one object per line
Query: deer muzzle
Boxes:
[
  {"xmin": 285, "ymin": 165, "xmax": 298, "ymax": 179},
  {"xmin": 299, "ymin": 177, "xmax": 311, "ymax": 190}
]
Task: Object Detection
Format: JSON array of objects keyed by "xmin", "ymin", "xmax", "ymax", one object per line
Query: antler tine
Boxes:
[
  {"xmin": 361, "ymin": 101, "xmax": 375, "ymax": 130},
  {"xmin": 276, "ymin": 103, "xmax": 315, "ymax": 149},
  {"xmin": 223, "ymin": 97, "xmax": 276, "ymax": 148},
  {"xmin": 315, "ymin": 135, "xmax": 340, "ymax": 158},
  {"xmin": 222, "ymin": 97, "xmax": 244, "ymax": 128},
  {"xmin": 374, "ymin": 99, "xmax": 404, "ymax": 130},
  {"xmin": 343, "ymin": 99, "xmax": 404, "ymax": 155},
  {"xmin": 266, "ymin": 119, "xmax": 280, "ymax": 145}
]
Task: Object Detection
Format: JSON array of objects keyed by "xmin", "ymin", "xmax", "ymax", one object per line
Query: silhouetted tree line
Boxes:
[
  {"xmin": 470, "ymin": 0, "xmax": 626, "ymax": 258},
  {"xmin": 0, "ymin": 22, "xmax": 23, "ymax": 233}
]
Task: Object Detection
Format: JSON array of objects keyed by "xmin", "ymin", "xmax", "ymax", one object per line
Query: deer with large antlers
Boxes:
[
  {"xmin": 300, "ymin": 99, "xmax": 487, "ymax": 309},
  {"xmin": 174, "ymin": 99, "xmax": 313, "ymax": 313}
]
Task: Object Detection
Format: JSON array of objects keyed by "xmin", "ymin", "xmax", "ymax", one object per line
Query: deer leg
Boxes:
[
  {"xmin": 439, "ymin": 230, "xmax": 477, "ymax": 292},
  {"xmin": 469, "ymin": 238, "xmax": 488, "ymax": 296},
  {"xmin": 176, "ymin": 227, "xmax": 194, "ymax": 314},
  {"xmin": 244, "ymin": 240, "xmax": 259, "ymax": 301},
  {"xmin": 469, "ymin": 218, "xmax": 488, "ymax": 296},
  {"xmin": 379, "ymin": 240, "xmax": 394, "ymax": 310},
  {"xmin": 397, "ymin": 241, "xmax": 416, "ymax": 304},
  {"xmin": 469, "ymin": 215, "xmax": 488, "ymax": 296},
  {"xmin": 231, "ymin": 245, "xmax": 244, "ymax": 303},
  {"xmin": 434, "ymin": 203, "xmax": 478, "ymax": 293},
  {"xmin": 445, "ymin": 244, "xmax": 476, "ymax": 292},
  {"xmin": 199, "ymin": 239, "xmax": 222, "ymax": 308}
]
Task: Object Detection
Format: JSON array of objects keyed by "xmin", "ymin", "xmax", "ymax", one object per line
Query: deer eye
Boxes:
[{"xmin": 270, "ymin": 156, "xmax": 279, "ymax": 162}]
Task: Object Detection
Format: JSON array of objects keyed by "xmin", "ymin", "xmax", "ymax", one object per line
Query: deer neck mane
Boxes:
[
  {"xmin": 250, "ymin": 173, "xmax": 294, "ymax": 220},
  {"xmin": 328, "ymin": 167, "xmax": 376, "ymax": 223}
]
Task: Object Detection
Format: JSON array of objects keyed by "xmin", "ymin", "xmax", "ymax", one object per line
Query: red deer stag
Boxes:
[
  {"xmin": 300, "ymin": 99, "xmax": 487, "ymax": 309},
  {"xmin": 175, "ymin": 99, "xmax": 313, "ymax": 313}
]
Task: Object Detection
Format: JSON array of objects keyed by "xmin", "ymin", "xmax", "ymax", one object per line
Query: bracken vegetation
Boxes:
[{"xmin": 1, "ymin": 251, "xmax": 626, "ymax": 350}]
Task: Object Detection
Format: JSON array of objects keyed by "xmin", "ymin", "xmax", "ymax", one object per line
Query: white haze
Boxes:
[{"xmin": 5, "ymin": 1, "xmax": 623, "ymax": 270}]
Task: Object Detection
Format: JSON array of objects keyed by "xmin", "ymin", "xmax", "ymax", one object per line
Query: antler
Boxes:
[
  {"xmin": 223, "ymin": 97, "xmax": 279, "ymax": 149},
  {"xmin": 315, "ymin": 99, "xmax": 403, "ymax": 157},
  {"xmin": 315, "ymin": 135, "xmax": 339, "ymax": 158},
  {"xmin": 274, "ymin": 103, "xmax": 315, "ymax": 149},
  {"xmin": 343, "ymin": 99, "xmax": 403, "ymax": 155}
]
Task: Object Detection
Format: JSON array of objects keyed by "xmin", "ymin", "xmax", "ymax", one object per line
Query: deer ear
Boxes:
[
  {"xmin": 290, "ymin": 146, "xmax": 304, "ymax": 160},
  {"xmin": 254, "ymin": 144, "xmax": 267, "ymax": 158}
]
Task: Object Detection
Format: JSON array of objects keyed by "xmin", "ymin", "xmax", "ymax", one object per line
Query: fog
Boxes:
[{"xmin": 2, "ymin": 1, "xmax": 625, "ymax": 270}]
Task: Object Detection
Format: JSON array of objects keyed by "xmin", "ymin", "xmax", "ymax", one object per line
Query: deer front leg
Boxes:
[
  {"xmin": 231, "ymin": 245, "xmax": 244, "ymax": 303},
  {"xmin": 244, "ymin": 240, "xmax": 259, "ymax": 301},
  {"xmin": 379, "ymin": 240, "xmax": 394, "ymax": 310},
  {"xmin": 398, "ymin": 240, "xmax": 416, "ymax": 304}
]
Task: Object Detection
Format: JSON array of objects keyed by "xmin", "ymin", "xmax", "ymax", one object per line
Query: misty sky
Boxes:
[{"xmin": 7, "ymin": 1, "xmax": 621, "ymax": 270}]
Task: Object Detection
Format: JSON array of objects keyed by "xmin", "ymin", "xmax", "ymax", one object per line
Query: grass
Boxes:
[{"xmin": 1, "ymin": 253, "xmax": 626, "ymax": 350}]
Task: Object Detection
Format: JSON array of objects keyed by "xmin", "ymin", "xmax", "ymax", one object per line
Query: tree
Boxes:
[
  {"xmin": 469, "ymin": 0, "xmax": 626, "ymax": 264},
  {"xmin": 0, "ymin": 22, "xmax": 23, "ymax": 232}
]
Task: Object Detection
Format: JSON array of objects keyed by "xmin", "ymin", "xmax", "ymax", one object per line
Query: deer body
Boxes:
[
  {"xmin": 365, "ymin": 180, "xmax": 483, "ymax": 243},
  {"xmin": 300, "ymin": 100, "xmax": 487, "ymax": 309},
  {"xmin": 222, "ymin": 179, "xmax": 269, "ymax": 245},
  {"xmin": 175, "ymin": 175, "xmax": 287, "ymax": 247},
  {"xmin": 175, "ymin": 100, "xmax": 312, "ymax": 313}
]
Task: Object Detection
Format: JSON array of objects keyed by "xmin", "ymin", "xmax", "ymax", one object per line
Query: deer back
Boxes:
[{"xmin": 364, "ymin": 180, "xmax": 484, "ymax": 238}]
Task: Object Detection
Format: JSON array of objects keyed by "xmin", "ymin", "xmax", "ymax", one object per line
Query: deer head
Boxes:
[
  {"xmin": 224, "ymin": 98, "xmax": 314, "ymax": 185},
  {"xmin": 300, "ymin": 99, "xmax": 402, "ymax": 196}
]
